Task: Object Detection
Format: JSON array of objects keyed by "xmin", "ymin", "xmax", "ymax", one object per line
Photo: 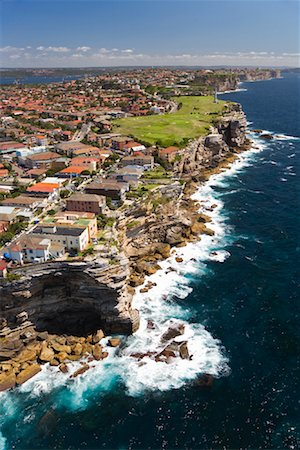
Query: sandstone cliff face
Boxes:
[
  {"xmin": 175, "ymin": 103, "xmax": 247, "ymax": 178},
  {"xmin": 0, "ymin": 255, "xmax": 139, "ymax": 355}
]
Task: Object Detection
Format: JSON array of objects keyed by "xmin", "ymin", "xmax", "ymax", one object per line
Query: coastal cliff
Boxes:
[
  {"xmin": 0, "ymin": 102, "xmax": 248, "ymax": 391},
  {"xmin": 119, "ymin": 103, "xmax": 249, "ymax": 288},
  {"xmin": 0, "ymin": 255, "xmax": 139, "ymax": 390}
]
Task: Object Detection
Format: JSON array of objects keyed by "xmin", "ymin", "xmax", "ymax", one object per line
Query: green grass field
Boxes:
[{"xmin": 113, "ymin": 96, "xmax": 227, "ymax": 147}]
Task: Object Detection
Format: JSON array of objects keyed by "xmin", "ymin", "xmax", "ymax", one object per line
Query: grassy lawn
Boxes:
[{"xmin": 113, "ymin": 96, "xmax": 227, "ymax": 147}]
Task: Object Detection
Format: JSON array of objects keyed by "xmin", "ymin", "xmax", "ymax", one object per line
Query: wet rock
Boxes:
[
  {"xmin": 71, "ymin": 364, "xmax": 89, "ymax": 378},
  {"xmin": 108, "ymin": 338, "xmax": 121, "ymax": 347},
  {"xmin": 161, "ymin": 323, "xmax": 185, "ymax": 342},
  {"xmin": 197, "ymin": 373, "xmax": 214, "ymax": 388},
  {"xmin": 102, "ymin": 351, "xmax": 109, "ymax": 359},
  {"xmin": 38, "ymin": 409, "xmax": 57, "ymax": 436},
  {"xmin": 179, "ymin": 342, "xmax": 190, "ymax": 360},
  {"xmin": 260, "ymin": 133, "xmax": 273, "ymax": 140},
  {"xmin": 92, "ymin": 344, "xmax": 102, "ymax": 360},
  {"xmin": 0, "ymin": 372, "xmax": 16, "ymax": 391},
  {"xmin": 175, "ymin": 257, "xmax": 183, "ymax": 263},
  {"xmin": 16, "ymin": 363, "xmax": 41, "ymax": 385},
  {"xmin": 147, "ymin": 320, "xmax": 156, "ymax": 330},
  {"xmin": 140, "ymin": 287, "xmax": 149, "ymax": 293},
  {"xmin": 59, "ymin": 363, "xmax": 68, "ymax": 374}
]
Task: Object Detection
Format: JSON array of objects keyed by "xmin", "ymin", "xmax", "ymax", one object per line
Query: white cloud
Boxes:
[
  {"xmin": 0, "ymin": 46, "xmax": 299, "ymax": 67},
  {"xmin": 76, "ymin": 46, "xmax": 91, "ymax": 52},
  {"xmin": 36, "ymin": 46, "xmax": 70, "ymax": 52}
]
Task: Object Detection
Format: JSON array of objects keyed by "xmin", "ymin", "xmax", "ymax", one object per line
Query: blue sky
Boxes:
[{"xmin": 0, "ymin": 0, "xmax": 299, "ymax": 67}]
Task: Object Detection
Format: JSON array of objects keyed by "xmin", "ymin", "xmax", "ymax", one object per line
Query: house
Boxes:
[
  {"xmin": 1, "ymin": 195, "xmax": 43, "ymax": 210},
  {"xmin": 26, "ymin": 182, "xmax": 60, "ymax": 201},
  {"xmin": 120, "ymin": 155, "xmax": 154, "ymax": 170},
  {"xmin": 66, "ymin": 193, "xmax": 106, "ymax": 214},
  {"xmin": 32, "ymin": 224, "xmax": 89, "ymax": 252},
  {"xmin": 158, "ymin": 146, "xmax": 182, "ymax": 163},
  {"xmin": 55, "ymin": 141, "xmax": 96, "ymax": 157},
  {"xmin": 0, "ymin": 206, "xmax": 19, "ymax": 223},
  {"xmin": 26, "ymin": 168, "xmax": 46, "ymax": 179},
  {"xmin": 57, "ymin": 165, "xmax": 89, "ymax": 178},
  {"xmin": 70, "ymin": 156, "xmax": 100, "ymax": 171},
  {"xmin": 6, "ymin": 235, "xmax": 55, "ymax": 264},
  {"xmin": 111, "ymin": 136, "xmax": 133, "ymax": 151},
  {"xmin": 109, "ymin": 167, "xmax": 143, "ymax": 185},
  {"xmin": 124, "ymin": 142, "xmax": 146, "ymax": 153},
  {"xmin": 85, "ymin": 180, "xmax": 129, "ymax": 201},
  {"xmin": 50, "ymin": 211, "xmax": 97, "ymax": 240},
  {"xmin": 26, "ymin": 151, "xmax": 60, "ymax": 169}
]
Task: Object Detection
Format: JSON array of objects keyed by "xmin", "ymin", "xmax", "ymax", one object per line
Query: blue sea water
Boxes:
[
  {"xmin": 0, "ymin": 75, "xmax": 83, "ymax": 85},
  {"xmin": 0, "ymin": 74, "xmax": 299, "ymax": 449}
]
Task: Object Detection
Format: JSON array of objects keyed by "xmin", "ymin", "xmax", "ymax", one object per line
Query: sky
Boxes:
[{"xmin": 0, "ymin": 0, "xmax": 299, "ymax": 68}]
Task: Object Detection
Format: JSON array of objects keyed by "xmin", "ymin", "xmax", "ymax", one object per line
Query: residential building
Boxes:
[
  {"xmin": 158, "ymin": 146, "xmax": 182, "ymax": 163},
  {"xmin": 120, "ymin": 155, "xmax": 154, "ymax": 169},
  {"xmin": 50, "ymin": 211, "xmax": 97, "ymax": 240},
  {"xmin": 32, "ymin": 224, "xmax": 89, "ymax": 252},
  {"xmin": 85, "ymin": 179, "xmax": 128, "ymax": 201},
  {"xmin": 6, "ymin": 235, "xmax": 53, "ymax": 264},
  {"xmin": 0, "ymin": 206, "xmax": 19, "ymax": 223},
  {"xmin": 25, "ymin": 151, "xmax": 60, "ymax": 169},
  {"xmin": 66, "ymin": 193, "xmax": 106, "ymax": 214},
  {"xmin": 26, "ymin": 182, "xmax": 60, "ymax": 201}
]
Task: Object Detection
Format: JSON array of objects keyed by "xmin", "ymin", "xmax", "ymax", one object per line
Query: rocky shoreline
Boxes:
[{"xmin": 0, "ymin": 102, "xmax": 250, "ymax": 392}]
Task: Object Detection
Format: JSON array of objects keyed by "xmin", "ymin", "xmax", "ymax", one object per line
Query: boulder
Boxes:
[
  {"xmin": 50, "ymin": 359, "xmax": 59, "ymax": 366},
  {"xmin": 67, "ymin": 354, "xmax": 81, "ymax": 361},
  {"xmin": 71, "ymin": 364, "xmax": 89, "ymax": 378},
  {"xmin": 92, "ymin": 330, "xmax": 104, "ymax": 344},
  {"xmin": 16, "ymin": 364, "xmax": 41, "ymax": 385},
  {"xmin": 175, "ymin": 257, "xmax": 183, "ymax": 263},
  {"xmin": 92, "ymin": 344, "xmax": 102, "ymax": 361},
  {"xmin": 37, "ymin": 331, "xmax": 49, "ymax": 341},
  {"xmin": 39, "ymin": 344, "xmax": 55, "ymax": 362},
  {"xmin": 0, "ymin": 372, "xmax": 16, "ymax": 391},
  {"xmin": 72, "ymin": 343, "xmax": 83, "ymax": 356},
  {"xmin": 108, "ymin": 338, "xmax": 121, "ymax": 347},
  {"xmin": 56, "ymin": 351, "xmax": 68, "ymax": 363},
  {"xmin": 161, "ymin": 323, "xmax": 185, "ymax": 342},
  {"xmin": 51, "ymin": 342, "xmax": 71, "ymax": 354},
  {"xmin": 14, "ymin": 348, "xmax": 37, "ymax": 363},
  {"xmin": 197, "ymin": 373, "xmax": 214, "ymax": 388},
  {"xmin": 59, "ymin": 363, "xmax": 69, "ymax": 374},
  {"xmin": 179, "ymin": 342, "xmax": 190, "ymax": 360}
]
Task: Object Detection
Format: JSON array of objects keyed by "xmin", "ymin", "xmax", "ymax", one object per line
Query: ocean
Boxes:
[{"xmin": 0, "ymin": 73, "xmax": 299, "ymax": 449}]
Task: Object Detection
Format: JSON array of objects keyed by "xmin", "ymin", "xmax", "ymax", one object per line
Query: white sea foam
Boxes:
[{"xmin": 218, "ymin": 88, "xmax": 248, "ymax": 94}]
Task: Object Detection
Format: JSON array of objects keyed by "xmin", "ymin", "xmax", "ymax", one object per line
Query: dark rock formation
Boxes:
[{"xmin": 0, "ymin": 256, "xmax": 139, "ymax": 352}]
